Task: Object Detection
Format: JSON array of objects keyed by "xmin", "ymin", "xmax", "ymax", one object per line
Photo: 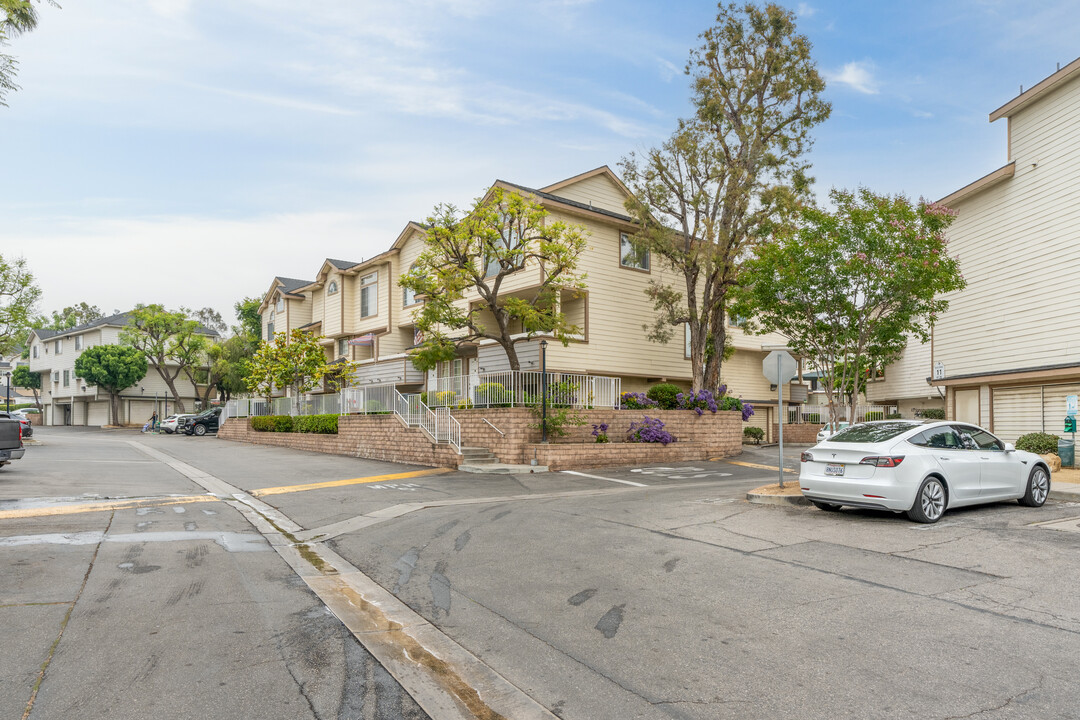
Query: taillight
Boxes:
[
  {"xmin": 801, "ymin": 452, "xmax": 814, "ymax": 463},
  {"xmin": 860, "ymin": 456, "xmax": 905, "ymax": 468}
]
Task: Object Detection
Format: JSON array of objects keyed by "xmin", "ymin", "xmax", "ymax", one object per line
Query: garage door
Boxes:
[{"xmin": 992, "ymin": 386, "xmax": 1043, "ymax": 442}]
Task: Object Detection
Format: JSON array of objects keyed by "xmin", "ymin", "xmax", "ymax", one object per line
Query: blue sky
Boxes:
[{"xmin": 3, "ymin": 0, "xmax": 1079, "ymax": 325}]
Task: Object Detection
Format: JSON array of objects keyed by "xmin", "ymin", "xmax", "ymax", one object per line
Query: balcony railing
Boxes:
[
  {"xmin": 783, "ymin": 404, "xmax": 899, "ymax": 425},
  {"xmin": 225, "ymin": 383, "xmax": 397, "ymax": 418},
  {"xmin": 428, "ymin": 370, "xmax": 621, "ymax": 409}
]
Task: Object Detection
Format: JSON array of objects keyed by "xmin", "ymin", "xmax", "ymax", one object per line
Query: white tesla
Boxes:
[{"xmin": 800, "ymin": 420, "xmax": 1052, "ymax": 523}]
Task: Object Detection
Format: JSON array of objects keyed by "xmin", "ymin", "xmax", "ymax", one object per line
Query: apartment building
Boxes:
[
  {"xmin": 876, "ymin": 57, "xmax": 1080, "ymax": 441},
  {"xmin": 26, "ymin": 312, "xmax": 217, "ymax": 426},
  {"xmin": 259, "ymin": 167, "xmax": 804, "ymax": 433}
]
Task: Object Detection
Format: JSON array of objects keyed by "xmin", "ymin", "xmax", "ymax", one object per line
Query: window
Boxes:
[
  {"xmin": 32, "ymin": 345, "xmax": 38, "ymax": 359},
  {"xmin": 830, "ymin": 422, "xmax": 920, "ymax": 443},
  {"xmin": 52, "ymin": 371, "xmax": 59, "ymax": 383},
  {"xmin": 360, "ymin": 272, "xmax": 377, "ymax": 317},
  {"xmin": 75, "ymin": 336, "xmax": 83, "ymax": 351},
  {"xmin": 327, "ymin": 280, "xmax": 339, "ymax": 295},
  {"xmin": 402, "ymin": 264, "xmax": 420, "ymax": 307},
  {"xmin": 485, "ymin": 224, "xmax": 520, "ymax": 277},
  {"xmin": 267, "ymin": 322, "xmax": 274, "ymax": 337},
  {"xmin": 620, "ymin": 233, "xmax": 649, "ymax": 271},
  {"xmin": 63, "ymin": 370, "xmax": 70, "ymax": 387},
  {"xmin": 966, "ymin": 427, "xmax": 1004, "ymax": 451},
  {"xmin": 910, "ymin": 427, "xmax": 962, "ymax": 449},
  {"xmin": 276, "ymin": 297, "xmax": 284, "ymax": 312},
  {"xmin": 728, "ymin": 313, "xmax": 747, "ymax": 328},
  {"xmin": 55, "ymin": 339, "xmax": 63, "ymax": 355},
  {"xmin": 338, "ymin": 338, "xmax": 348, "ymax": 356}
]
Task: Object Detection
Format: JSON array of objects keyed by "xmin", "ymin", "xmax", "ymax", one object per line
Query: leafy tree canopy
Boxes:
[
  {"xmin": 0, "ymin": 252, "xmax": 41, "ymax": 356},
  {"xmin": 246, "ymin": 329, "xmax": 354, "ymax": 410},
  {"xmin": 74, "ymin": 344, "xmax": 148, "ymax": 425},
  {"xmin": 234, "ymin": 296, "xmax": 262, "ymax": 340},
  {"xmin": 1, "ymin": 0, "xmax": 57, "ymax": 107},
  {"xmin": 34, "ymin": 302, "xmax": 104, "ymax": 331}
]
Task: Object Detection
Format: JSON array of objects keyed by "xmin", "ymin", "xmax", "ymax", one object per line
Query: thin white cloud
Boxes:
[
  {"xmin": 796, "ymin": 3, "xmax": 817, "ymax": 17},
  {"xmin": 911, "ymin": 109, "xmax": 934, "ymax": 119},
  {"xmin": 827, "ymin": 61, "xmax": 880, "ymax": 95}
]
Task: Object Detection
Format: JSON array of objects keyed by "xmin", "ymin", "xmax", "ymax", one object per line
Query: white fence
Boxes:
[
  {"xmin": 225, "ymin": 383, "xmax": 397, "ymax": 419},
  {"xmin": 784, "ymin": 404, "xmax": 900, "ymax": 425},
  {"xmin": 428, "ymin": 370, "xmax": 620, "ymax": 409},
  {"xmin": 391, "ymin": 390, "xmax": 460, "ymax": 453}
]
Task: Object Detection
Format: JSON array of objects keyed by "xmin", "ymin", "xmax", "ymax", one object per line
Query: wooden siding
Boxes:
[
  {"xmin": 935, "ymin": 72, "xmax": 1080, "ymax": 379},
  {"xmin": 866, "ymin": 333, "xmax": 935, "ymax": 402},
  {"xmin": 546, "ymin": 173, "xmax": 629, "ymax": 214}
]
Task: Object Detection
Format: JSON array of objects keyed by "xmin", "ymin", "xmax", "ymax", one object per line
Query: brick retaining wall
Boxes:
[{"xmin": 769, "ymin": 423, "xmax": 824, "ymax": 444}]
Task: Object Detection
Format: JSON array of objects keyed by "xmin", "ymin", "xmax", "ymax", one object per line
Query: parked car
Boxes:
[
  {"xmin": 183, "ymin": 407, "xmax": 223, "ymax": 436},
  {"xmin": 0, "ymin": 415, "xmax": 26, "ymax": 468},
  {"xmin": 161, "ymin": 414, "xmax": 196, "ymax": 434},
  {"xmin": 0, "ymin": 410, "xmax": 32, "ymax": 438},
  {"xmin": 816, "ymin": 421, "xmax": 850, "ymax": 443},
  {"xmin": 799, "ymin": 420, "xmax": 1051, "ymax": 523}
]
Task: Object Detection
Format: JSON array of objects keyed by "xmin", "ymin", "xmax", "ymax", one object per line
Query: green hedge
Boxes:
[
  {"xmin": 1016, "ymin": 432, "xmax": 1060, "ymax": 456},
  {"xmin": 921, "ymin": 408, "xmax": 946, "ymax": 420},
  {"xmin": 646, "ymin": 383, "xmax": 681, "ymax": 410},
  {"xmin": 863, "ymin": 411, "xmax": 884, "ymax": 421},
  {"xmin": 251, "ymin": 414, "xmax": 338, "ymax": 434},
  {"xmin": 743, "ymin": 427, "xmax": 765, "ymax": 444},
  {"xmin": 887, "ymin": 413, "xmax": 903, "ymax": 419}
]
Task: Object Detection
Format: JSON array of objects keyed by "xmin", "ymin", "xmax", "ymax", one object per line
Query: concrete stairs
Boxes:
[{"xmin": 457, "ymin": 446, "xmax": 548, "ymax": 474}]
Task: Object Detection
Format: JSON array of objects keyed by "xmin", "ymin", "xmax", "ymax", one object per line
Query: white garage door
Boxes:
[{"xmin": 992, "ymin": 386, "xmax": 1043, "ymax": 442}]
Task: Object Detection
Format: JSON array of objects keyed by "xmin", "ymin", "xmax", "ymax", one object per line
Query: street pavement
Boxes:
[{"xmin": 5, "ymin": 427, "xmax": 1080, "ymax": 719}]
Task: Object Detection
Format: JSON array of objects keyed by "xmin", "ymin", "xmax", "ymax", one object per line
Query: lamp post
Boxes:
[
  {"xmin": 539, "ymin": 340, "xmax": 548, "ymax": 444},
  {"xmin": 4, "ymin": 371, "xmax": 10, "ymax": 412}
]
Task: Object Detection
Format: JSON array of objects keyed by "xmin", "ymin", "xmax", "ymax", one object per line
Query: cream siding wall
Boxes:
[
  {"xmin": 323, "ymin": 271, "xmax": 343, "ymax": 337},
  {"xmin": 865, "ymin": 333, "xmax": 938, "ymax": 403},
  {"xmin": 546, "ymin": 174, "xmax": 629, "ymax": 214},
  {"xmin": 343, "ymin": 273, "xmax": 358, "ymax": 330},
  {"xmin": 935, "ymin": 74, "xmax": 1080, "ymax": 379},
  {"xmin": 311, "ymin": 288, "xmax": 325, "ymax": 332},
  {"xmin": 288, "ymin": 295, "xmax": 312, "ymax": 332}
]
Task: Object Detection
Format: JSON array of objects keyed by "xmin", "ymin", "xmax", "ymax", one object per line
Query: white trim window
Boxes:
[
  {"xmin": 55, "ymin": 339, "xmax": 63, "ymax": 355},
  {"xmin": 620, "ymin": 233, "xmax": 650, "ymax": 271},
  {"xmin": 276, "ymin": 296, "xmax": 284, "ymax": 312},
  {"xmin": 338, "ymin": 338, "xmax": 348, "ymax": 357},
  {"xmin": 327, "ymin": 280, "xmax": 339, "ymax": 296},
  {"xmin": 75, "ymin": 336, "xmax": 83, "ymax": 351},
  {"xmin": 402, "ymin": 263, "xmax": 420, "ymax": 307},
  {"xmin": 360, "ymin": 272, "xmax": 378, "ymax": 318},
  {"xmin": 63, "ymin": 370, "xmax": 70, "ymax": 387},
  {"xmin": 32, "ymin": 345, "xmax": 38, "ymax": 359}
]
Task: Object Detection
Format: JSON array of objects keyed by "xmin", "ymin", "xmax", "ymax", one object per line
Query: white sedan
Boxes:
[
  {"xmin": 800, "ymin": 420, "xmax": 1051, "ymax": 523},
  {"xmin": 160, "ymin": 414, "xmax": 195, "ymax": 434},
  {"xmin": 816, "ymin": 421, "xmax": 850, "ymax": 443}
]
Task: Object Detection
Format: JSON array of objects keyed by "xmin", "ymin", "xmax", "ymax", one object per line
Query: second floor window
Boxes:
[
  {"xmin": 360, "ymin": 272, "xmax": 377, "ymax": 317},
  {"xmin": 338, "ymin": 338, "xmax": 348, "ymax": 356},
  {"xmin": 55, "ymin": 339, "xmax": 63, "ymax": 355},
  {"xmin": 75, "ymin": 336, "xmax": 83, "ymax": 351},
  {"xmin": 327, "ymin": 280, "xmax": 339, "ymax": 295},
  {"xmin": 32, "ymin": 345, "xmax": 38, "ymax": 359},
  {"xmin": 63, "ymin": 370, "xmax": 70, "ymax": 387},
  {"xmin": 728, "ymin": 313, "xmax": 747, "ymax": 328},
  {"xmin": 402, "ymin": 264, "xmax": 420, "ymax": 307},
  {"xmin": 276, "ymin": 297, "xmax": 284, "ymax": 312},
  {"xmin": 620, "ymin": 233, "xmax": 650, "ymax": 271},
  {"xmin": 267, "ymin": 322, "xmax": 274, "ymax": 337}
]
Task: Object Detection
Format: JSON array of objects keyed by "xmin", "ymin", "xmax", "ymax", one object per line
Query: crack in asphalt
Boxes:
[{"xmin": 941, "ymin": 676, "xmax": 1045, "ymax": 719}]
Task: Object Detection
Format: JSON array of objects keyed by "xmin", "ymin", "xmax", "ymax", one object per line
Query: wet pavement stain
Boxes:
[
  {"xmin": 663, "ymin": 558, "xmax": 680, "ymax": 573},
  {"xmin": 595, "ymin": 604, "xmax": 625, "ymax": 639},
  {"xmin": 490, "ymin": 510, "xmax": 512, "ymax": 522},
  {"xmin": 568, "ymin": 589, "xmax": 597, "ymax": 606},
  {"xmin": 433, "ymin": 519, "xmax": 459, "ymax": 537},
  {"xmin": 393, "ymin": 548, "xmax": 420, "ymax": 593},
  {"xmin": 430, "ymin": 562, "xmax": 451, "ymax": 619},
  {"xmin": 454, "ymin": 530, "xmax": 471, "ymax": 552}
]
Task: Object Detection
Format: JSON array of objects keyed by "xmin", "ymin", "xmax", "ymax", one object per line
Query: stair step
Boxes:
[{"xmin": 459, "ymin": 463, "xmax": 549, "ymax": 474}]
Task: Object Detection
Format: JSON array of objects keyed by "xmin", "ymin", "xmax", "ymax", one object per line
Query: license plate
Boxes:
[{"xmin": 825, "ymin": 463, "xmax": 845, "ymax": 476}]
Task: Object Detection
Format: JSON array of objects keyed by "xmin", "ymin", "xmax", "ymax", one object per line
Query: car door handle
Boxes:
[
  {"xmin": 938, "ymin": 457, "xmax": 950, "ymax": 461},
  {"xmin": 979, "ymin": 456, "xmax": 990, "ymax": 460}
]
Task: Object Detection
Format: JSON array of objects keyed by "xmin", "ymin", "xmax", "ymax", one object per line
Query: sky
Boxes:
[{"xmin": 3, "ymin": 0, "xmax": 1080, "ymax": 329}]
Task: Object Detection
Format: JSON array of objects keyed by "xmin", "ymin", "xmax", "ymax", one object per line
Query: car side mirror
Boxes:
[{"xmin": 1004, "ymin": 443, "xmax": 1016, "ymax": 453}]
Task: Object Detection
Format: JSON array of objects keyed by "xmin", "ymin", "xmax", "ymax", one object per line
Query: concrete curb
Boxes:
[{"xmin": 746, "ymin": 491, "xmax": 808, "ymax": 506}]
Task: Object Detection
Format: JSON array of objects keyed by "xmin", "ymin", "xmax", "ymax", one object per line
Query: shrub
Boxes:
[
  {"xmin": 863, "ymin": 411, "xmax": 884, "ymax": 421},
  {"xmin": 591, "ymin": 423, "xmax": 610, "ymax": 443},
  {"xmin": 646, "ymin": 383, "xmax": 681, "ymax": 410},
  {"xmin": 475, "ymin": 382, "xmax": 510, "ymax": 406},
  {"xmin": 528, "ymin": 405, "xmax": 585, "ymax": 439},
  {"xmin": 719, "ymin": 394, "xmax": 756, "ymax": 422},
  {"xmin": 251, "ymin": 415, "xmax": 295, "ymax": 432},
  {"xmin": 365, "ymin": 400, "xmax": 389, "ymax": 414},
  {"xmin": 293, "ymin": 414, "xmax": 339, "ymax": 434},
  {"xmin": 805, "ymin": 412, "xmax": 821, "ymax": 423},
  {"xmin": 1016, "ymin": 432, "xmax": 1061, "ymax": 456},
  {"xmin": 677, "ymin": 389, "xmax": 718, "ymax": 416},
  {"xmin": 621, "ymin": 391, "xmax": 659, "ymax": 410},
  {"xmin": 887, "ymin": 413, "xmax": 903, "ymax": 419},
  {"xmin": 627, "ymin": 416, "xmax": 677, "ymax": 445},
  {"xmin": 743, "ymin": 426, "xmax": 765, "ymax": 444},
  {"xmin": 921, "ymin": 408, "xmax": 946, "ymax": 420}
]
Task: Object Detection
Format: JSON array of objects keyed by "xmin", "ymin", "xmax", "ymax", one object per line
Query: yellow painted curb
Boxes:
[
  {"xmin": 0, "ymin": 495, "xmax": 218, "ymax": 520},
  {"xmin": 250, "ymin": 467, "xmax": 452, "ymax": 498}
]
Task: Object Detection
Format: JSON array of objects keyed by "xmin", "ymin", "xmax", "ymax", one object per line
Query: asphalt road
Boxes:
[{"xmin": 5, "ymin": 428, "xmax": 1080, "ymax": 719}]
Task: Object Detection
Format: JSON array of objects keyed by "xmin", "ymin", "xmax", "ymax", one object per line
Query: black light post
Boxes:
[
  {"xmin": 539, "ymin": 340, "xmax": 548, "ymax": 444},
  {"xmin": 4, "ymin": 371, "xmax": 10, "ymax": 412}
]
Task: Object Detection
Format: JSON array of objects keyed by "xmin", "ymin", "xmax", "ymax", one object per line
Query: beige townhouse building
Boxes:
[
  {"xmin": 871, "ymin": 57, "xmax": 1080, "ymax": 441},
  {"xmin": 27, "ymin": 312, "xmax": 217, "ymax": 426},
  {"xmin": 259, "ymin": 166, "xmax": 804, "ymax": 434}
]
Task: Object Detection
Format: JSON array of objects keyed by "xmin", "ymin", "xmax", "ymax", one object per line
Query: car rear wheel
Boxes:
[
  {"xmin": 193, "ymin": 424, "xmax": 207, "ymax": 436},
  {"xmin": 1019, "ymin": 466, "xmax": 1050, "ymax": 507},
  {"xmin": 907, "ymin": 477, "xmax": 946, "ymax": 523},
  {"xmin": 811, "ymin": 501, "xmax": 842, "ymax": 512}
]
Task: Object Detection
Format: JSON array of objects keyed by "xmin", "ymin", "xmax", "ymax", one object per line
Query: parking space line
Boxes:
[
  {"xmin": 561, "ymin": 470, "xmax": 648, "ymax": 487},
  {"xmin": 250, "ymin": 467, "xmax": 452, "ymax": 497},
  {"xmin": 0, "ymin": 495, "xmax": 218, "ymax": 520}
]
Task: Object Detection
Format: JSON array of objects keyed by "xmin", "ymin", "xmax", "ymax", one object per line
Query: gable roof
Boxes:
[
  {"xmin": 29, "ymin": 310, "xmax": 221, "ymax": 343},
  {"xmin": 989, "ymin": 55, "xmax": 1080, "ymax": 122},
  {"xmin": 539, "ymin": 165, "xmax": 633, "ymax": 199},
  {"xmin": 326, "ymin": 258, "xmax": 360, "ymax": 270},
  {"xmin": 276, "ymin": 277, "xmax": 313, "ymax": 296},
  {"xmin": 493, "ymin": 180, "xmax": 635, "ymax": 226}
]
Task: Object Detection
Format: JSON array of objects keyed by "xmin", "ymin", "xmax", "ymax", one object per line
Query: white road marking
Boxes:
[{"xmin": 561, "ymin": 470, "xmax": 647, "ymax": 487}]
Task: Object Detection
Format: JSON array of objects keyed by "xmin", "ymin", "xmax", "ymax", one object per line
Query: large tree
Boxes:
[
  {"xmin": 620, "ymin": 2, "xmax": 829, "ymax": 392},
  {"xmin": 11, "ymin": 364, "xmax": 39, "ymax": 407},
  {"xmin": 733, "ymin": 188, "xmax": 966, "ymax": 425},
  {"xmin": 1, "ymin": 0, "xmax": 55, "ymax": 106},
  {"xmin": 120, "ymin": 305, "xmax": 213, "ymax": 413},
  {"xmin": 234, "ymin": 296, "xmax": 262, "ymax": 341},
  {"xmin": 246, "ymin": 329, "xmax": 352, "ymax": 413},
  {"xmin": 0, "ymin": 252, "xmax": 41, "ymax": 356},
  {"xmin": 74, "ymin": 345, "xmax": 148, "ymax": 426},
  {"xmin": 35, "ymin": 302, "xmax": 105, "ymax": 331},
  {"xmin": 400, "ymin": 187, "xmax": 588, "ymax": 372}
]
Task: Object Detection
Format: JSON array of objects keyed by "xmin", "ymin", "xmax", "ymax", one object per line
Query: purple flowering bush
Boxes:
[
  {"xmin": 591, "ymin": 423, "xmax": 610, "ymax": 443},
  {"xmin": 676, "ymin": 389, "xmax": 719, "ymax": 416},
  {"xmin": 627, "ymin": 416, "xmax": 677, "ymax": 445},
  {"xmin": 621, "ymin": 392, "xmax": 659, "ymax": 410}
]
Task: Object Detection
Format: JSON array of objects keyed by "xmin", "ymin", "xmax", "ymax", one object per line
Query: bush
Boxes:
[
  {"xmin": 863, "ymin": 411, "xmax": 884, "ymax": 421},
  {"xmin": 621, "ymin": 391, "xmax": 659, "ymax": 410},
  {"xmin": 805, "ymin": 413, "xmax": 821, "ymax": 424},
  {"xmin": 1016, "ymin": 432, "xmax": 1061, "ymax": 455},
  {"xmin": 251, "ymin": 415, "xmax": 295, "ymax": 432},
  {"xmin": 887, "ymin": 413, "xmax": 903, "ymax": 419},
  {"xmin": 365, "ymin": 399, "xmax": 389, "ymax": 414},
  {"xmin": 677, "ymin": 390, "xmax": 718, "ymax": 416},
  {"xmin": 591, "ymin": 423, "xmax": 610, "ymax": 443},
  {"xmin": 743, "ymin": 426, "xmax": 765, "ymax": 444},
  {"xmin": 293, "ymin": 414, "xmax": 338, "ymax": 434},
  {"xmin": 627, "ymin": 416, "xmax": 677, "ymax": 445},
  {"xmin": 647, "ymin": 383, "xmax": 681, "ymax": 410},
  {"xmin": 921, "ymin": 408, "xmax": 946, "ymax": 420},
  {"xmin": 719, "ymin": 394, "xmax": 756, "ymax": 422},
  {"xmin": 475, "ymin": 382, "xmax": 511, "ymax": 406}
]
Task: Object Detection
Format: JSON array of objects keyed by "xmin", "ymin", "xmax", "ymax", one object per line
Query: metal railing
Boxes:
[
  {"xmin": 428, "ymin": 370, "xmax": 620, "ymax": 409},
  {"xmin": 225, "ymin": 383, "xmax": 398, "ymax": 419},
  {"xmin": 784, "ymin": 404, "xmax": 899, "ymax": 424}
]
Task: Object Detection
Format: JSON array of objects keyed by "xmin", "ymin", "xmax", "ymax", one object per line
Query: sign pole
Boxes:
[{"xmin": 777, "ymin": 354, "xmax": 784, "ymax": 489}]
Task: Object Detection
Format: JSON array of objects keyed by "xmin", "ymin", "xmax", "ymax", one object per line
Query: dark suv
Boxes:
[{"xmin": 183, "ymin": 407, "xmax": 223, "ymax": 436}]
